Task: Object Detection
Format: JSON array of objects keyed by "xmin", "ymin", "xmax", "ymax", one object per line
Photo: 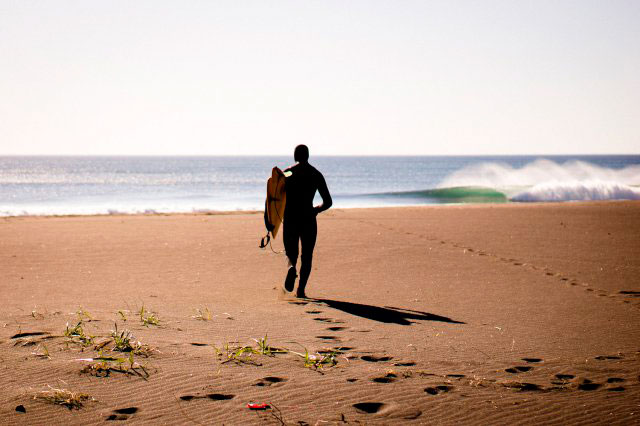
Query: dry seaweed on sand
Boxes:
[
  {"xmin": 31, "ymin": 344, "xmax": 51, "ymax": 359},
  {"xmin": 192, "ymin": 306, "xmax": 212, "ymax": 321},
  {"xmin": 33, "ymin": 385, "xmax": 93, "ymax": 410}
]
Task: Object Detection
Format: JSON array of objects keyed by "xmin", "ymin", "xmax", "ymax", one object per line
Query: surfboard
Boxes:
[{"xmin": 265, "ymin": 167, "xmax": 287, "ymax": 238}]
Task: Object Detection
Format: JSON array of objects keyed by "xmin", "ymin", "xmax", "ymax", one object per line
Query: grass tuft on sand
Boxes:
[
  {"xmin": 138, "ymin": 305, "xmax": 160, "ymax": 327},
  {"xmin": 110, "ymin": 323, "xmax": 156, "ymax": 357},
  {"xmin": 64, "ymin": 320, "xmax": 94, "ymax": 347}
]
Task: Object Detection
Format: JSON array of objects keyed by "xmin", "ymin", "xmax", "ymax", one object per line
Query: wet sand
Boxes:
[{"xmin": 1, "ymin": 202, "xmax": 639, "ymax": 424}]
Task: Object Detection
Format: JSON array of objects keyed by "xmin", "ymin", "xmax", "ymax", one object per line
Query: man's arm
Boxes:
[{"xmin": 314, "ymin": 173, "xmax": 332, "ymax": 215}]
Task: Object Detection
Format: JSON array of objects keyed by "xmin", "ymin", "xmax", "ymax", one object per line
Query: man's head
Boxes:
[{"xmin": 294, "ymin": 144, "xmax": 309, "ymax": 163}]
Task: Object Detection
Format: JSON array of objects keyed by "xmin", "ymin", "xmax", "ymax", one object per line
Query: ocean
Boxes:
[{"xmin": 1, "ymin": 155, "xmax": 639, "ymax": 216}]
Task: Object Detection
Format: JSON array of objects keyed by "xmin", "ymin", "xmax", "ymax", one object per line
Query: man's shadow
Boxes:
[{"xmin": 308, "ymin": 298, "xmax": 465, "ymax": 326}]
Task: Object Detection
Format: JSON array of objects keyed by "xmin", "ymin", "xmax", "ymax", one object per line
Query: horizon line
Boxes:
[{"xmin": 1, "ymin": 153, "xmax": 639, "ymax": 157}]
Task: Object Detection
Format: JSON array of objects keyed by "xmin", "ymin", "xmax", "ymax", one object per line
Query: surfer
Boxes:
[{"xmin": 283, "ymin": 145, "xmax": 332, "ymax": 298}]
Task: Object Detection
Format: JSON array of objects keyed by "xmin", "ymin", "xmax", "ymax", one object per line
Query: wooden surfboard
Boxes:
[{"xmin": 266, "ymin": 167, "xmax": 287, "ymax": 237}]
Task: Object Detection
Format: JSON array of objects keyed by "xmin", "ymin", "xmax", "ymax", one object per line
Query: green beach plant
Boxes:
[
  {"xmin": 76, "ymin": 307, "xmax": 93, "ymax": 322},
  {"xmin": 291, "ymin": 346, "xmax": 339, "ymax": 371},
  {"xmin": 253, "ymin": 334, "xmax": 287, "ymax": 356},
  {"xmin": 138, "ymin": 305, "xmax": 159, "ymax": 327},
  {"xmin": 64, "ymin": 321, "xmax": 94, "ymax": 347},
  {"xmin": 213, "ymin": 342, "xmax": 261, "ymax": 365},
  {"xmin": 110, "ymin": 323, "xmax": 155, "ymax": 357},
  {"xmin": 117, "ymin": 310, "xmax": 127, "ymax": 322}
]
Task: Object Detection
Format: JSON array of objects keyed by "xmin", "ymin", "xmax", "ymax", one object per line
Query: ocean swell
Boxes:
[{"xmin": 371, "ymin": 187, "xmax": 508, "ymax": 203}]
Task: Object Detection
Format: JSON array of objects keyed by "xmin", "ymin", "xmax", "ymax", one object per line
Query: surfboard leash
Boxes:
[{"xmin": 259, "ymin": 231, "xmax": 285, "ymax": 255}]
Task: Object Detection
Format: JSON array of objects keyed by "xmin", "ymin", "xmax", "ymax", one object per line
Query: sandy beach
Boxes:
[{"xmin": 1, "ymin": 202, "xmax": 639, "ymax": 425}]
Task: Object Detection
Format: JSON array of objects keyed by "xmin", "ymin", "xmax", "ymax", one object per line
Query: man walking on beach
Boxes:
[{"xmin": 283, "ymin": 145, "xmax": 332, "ymax": 298}]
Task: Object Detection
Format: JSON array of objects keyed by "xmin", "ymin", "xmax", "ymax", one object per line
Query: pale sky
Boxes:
[{"xmin": 1, "ymin": 1, "xmax": 638, "ymax": 155}]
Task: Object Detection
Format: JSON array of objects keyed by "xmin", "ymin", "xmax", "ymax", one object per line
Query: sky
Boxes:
[{"xmin": 0, "ymin": 1, "xmax": 638, "ymax": 156}]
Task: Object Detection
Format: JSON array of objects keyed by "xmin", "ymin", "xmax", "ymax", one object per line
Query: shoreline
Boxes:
[{"xmin": 2, "ymin": 199, "xmax": 638, "ymax": 220}]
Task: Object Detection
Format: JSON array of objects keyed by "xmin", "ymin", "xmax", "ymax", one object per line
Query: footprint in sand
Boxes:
[
  {"xmin": 190, "ymin": 343, "xmax": 208, "ymax": 347},
  {"xmin": 555, "ymin": 374, "xmax": 575, "ymax": 380},
  {"xmin": 106, "ymin": 407, "xmax": 138, "ymax": 421},
  {"xmin": 319, "ymin": 346, "xmax": 352, "ymax": 355},
  {"xmin": 316, "ymin": 335, "xmax": 342, "ymax": 342},
  {"xmin": 353, "ymin": 402, "xmax": 385, "ymax": 414},
  {"xmin": 595, "ymin": 355, "xmax": 622, "ymax": 360},
  {"xmin": 507, "ymin": 382, "xmax": 543, "ymax": 391},
  {"xmin": 551, "ymin": 374, "xmax": 574, "ymax": 385},
  {"xmin": 393, "ymin": 362, "xmax": 416, "ymax": 367},
  {"xmin": 577, "ymin": 379, "xmax": 601, "ymax": 391},
  {"xmin": 505, "ymin": 366, "xmax": 533, "ymax": 373},
  {"xmin": 372, "ymin": 373, "xmax": 397, "ymax": 383},
  {"xmin": 424, "ymin": 385, "xmax": 453, "ymax": 395},
  {"xmin": 305, "ymin": 310, "xmax": 323, "ymax": 314},
  {"xmin": 361, "ymin": 355, "xmax": 393, "ymax": 362},
  {"xmin": 313, "ymin": 317, "xmax": 345, "ymax": 324},
  {"xmin": 206, "ymin": 394, "xmax": 235, "ymax": 400},
  {"xmin": 288, "ymin": 301, "xmax": 308, "ymax": 306},
  {"xmin": 605, "ymin": 378, "xmax": 626, "ymax": 392},
  {"xmin": 180, "ymin": 394, "xmax": 235, "ymax": 401},
  {"xmin": 253, "ymin": 377, "xmax": 287, "ymax": 387},
  {"xmin": 446, "ymin": 374, "xmax": 465, "ymax": 378},
  {"xmin": 326, "ymin": 326, "xmax": 347, "ymax": 331},
  {"xmin": 522, "ymin": 358, "xmax": 542, "ymax": 363},
  {"xmin": 11, "ymin": 331, "xmax": 49, "ymax": 339}
]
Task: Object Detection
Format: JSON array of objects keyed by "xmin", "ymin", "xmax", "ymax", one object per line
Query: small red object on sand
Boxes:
[{"xmin": 247, "ymin": 403, "xmax": 270, "ymax": 410}]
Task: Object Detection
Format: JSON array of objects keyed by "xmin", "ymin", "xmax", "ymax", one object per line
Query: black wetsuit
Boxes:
[{"xmin": 283, "ymin": 162, "xmax": 332, "ymax": 294}]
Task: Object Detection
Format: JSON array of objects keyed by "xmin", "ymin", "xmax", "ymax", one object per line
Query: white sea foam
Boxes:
[
  {"xmin": 511, "ymin": 180, "xmax": 640, "ymax": 202},
  {"xmin": 0, "ymin": 203, "xmax": 261, "ymax": 217},
  {"xmin": 439, "ymin": 159, "xmax": 640, "ymax": 202}
]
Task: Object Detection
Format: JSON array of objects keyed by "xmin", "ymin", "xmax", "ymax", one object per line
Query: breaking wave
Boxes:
[
  {"xmin": 511, "ymin": 181, "xmax": 640, "ymax": 202},
  {"xmin": 437, "ymin": 159, "xmax": 640, "ymax": 202}
]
